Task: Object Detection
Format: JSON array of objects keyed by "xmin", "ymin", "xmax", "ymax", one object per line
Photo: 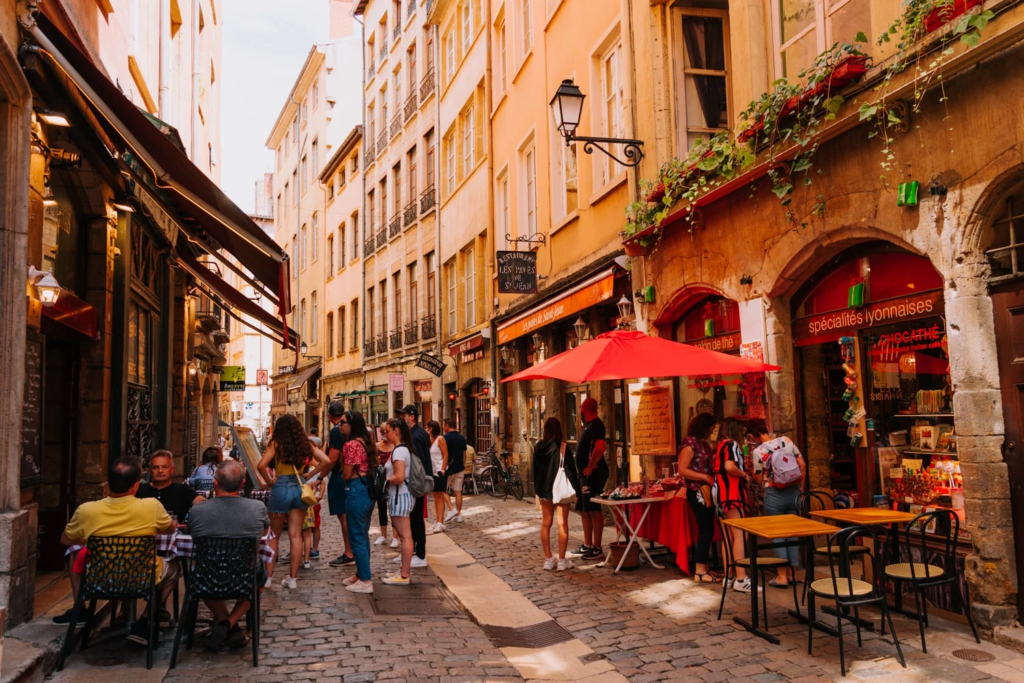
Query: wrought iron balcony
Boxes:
[
  {"xmin": 379, "ymin": 39, "xmax": 388, "ymax": 63},
  {"xmin": 420, "ymin": 185, "xmax": 436, "ymax": 213},
  {"xmin": 364, "ymin": 234, "xmax": 375, "ymax": 257},
  {"xmin": 404, "ymin": 92, "xmax": 417, "ymax": 121},
  {"xmin": 390, "ymin": 113, "xmax": 402, "ymax": 139},
  {"xmin": 364, "ymin": 139, "xmax": 375, "ymax": 161},
  {"xmin": 426, "ymin": 0, "xmax": 435, "ymax": 14},
  {"xmin": 376, "ymin": 225, "xmax": 387, "ymax": 249},
  {"xmin": 376, "ymin": 131, "xmax": 388, "ymax": 156},
  {"xmin": 404, "ymin": 321, "xmax": 419, "ymax": 345},
  {"xmin": 367, "ymin": 57, "xmax": 375, "ymax": 80},
  {"xmin": 407, "ymin": 0, "xmax": 416, "ymax": 21},
  {"xmin": 389, "ymin": 214, "xmax": 402, "ymax": 238},
  {"xmin": 419, "ymin": 68, "xmax": 435, "ymax": 101},
  {"xmin": 393, "ymin": 24, "xmax": 400, "ymax": 43},
  {"xmin": 403, "ymin": 200, "xmax": 417, "ymax": 226},
  {"xmin": 376, "ymin": 334, "xmax": 388, "ymax": 355},
  {"xmin": 421, "ymin": 314, "xmax": 436, "ymax": 340},
  {"xmin": 389, "ymin": 329, "xmax": 403, "ymax": 350},
  {"xmin": 365, "ymin": 338, "xmax": 375, "ymax": 357}
]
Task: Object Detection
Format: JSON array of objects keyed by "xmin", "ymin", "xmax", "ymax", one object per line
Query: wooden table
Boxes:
[
  {"xmin": 721, "ymin": 514, "xmax": 840, "ymax": 644},
  {"xmin": 593, "ymin": 495, "xmax": 668, "ymax": 573}
]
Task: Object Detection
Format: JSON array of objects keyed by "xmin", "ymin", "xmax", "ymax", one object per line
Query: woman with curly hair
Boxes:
[{"xmin": 258, "ymin": 414, "xmax": 328, "ymax": 589}]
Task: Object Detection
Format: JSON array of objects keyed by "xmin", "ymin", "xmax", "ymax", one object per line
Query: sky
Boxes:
[{"xmin": 221, "ymin": 0, "xmax": 330, "ymax": 214}]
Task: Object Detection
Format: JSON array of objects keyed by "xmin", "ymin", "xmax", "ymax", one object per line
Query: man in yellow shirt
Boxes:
[{"xmin": 59, "ymin": 455, "xmax": 179, "ymax": 646}]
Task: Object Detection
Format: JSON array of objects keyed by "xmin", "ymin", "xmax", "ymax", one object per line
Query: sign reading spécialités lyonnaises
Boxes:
[
  {"xmin": 793, "ymin": 290, "xmax": 943, "ymax": 345},
  {"xmin": 497, "ymin": 251, "xmax": 538, "ymax": 294}
]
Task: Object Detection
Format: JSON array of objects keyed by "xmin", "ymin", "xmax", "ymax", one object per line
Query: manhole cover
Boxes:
[
  {"xmin": 951, "ymin": 649, "xmax": 996, "ymax": 662},
  {"xmin": 83, "ymin": 656, "xmax": 125, "ymax": 667},
  {"xmin": 369, "ymin": 583, "xmax": 464, "ymax": 616},
  {"xmin": 479, "ymin": 620, "xmax": 575, "ymax": 649}
]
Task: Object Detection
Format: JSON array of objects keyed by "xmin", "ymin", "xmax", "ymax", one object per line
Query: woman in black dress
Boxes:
[{"xmin": 533, "ymin": 418, "xmax": 579, "ymax": 571}]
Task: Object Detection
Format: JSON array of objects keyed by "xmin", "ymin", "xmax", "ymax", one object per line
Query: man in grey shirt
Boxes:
[{"xmin": 187, "ymin": 460, "xmax": 269, "ymax": 651}]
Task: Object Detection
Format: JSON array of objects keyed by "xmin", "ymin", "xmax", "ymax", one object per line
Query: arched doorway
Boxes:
[{"xmin": 465, "ymin": 378, "xmax": 492, "ymax": 454}]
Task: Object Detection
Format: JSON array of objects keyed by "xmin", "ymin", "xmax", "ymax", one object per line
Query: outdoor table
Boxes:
[
  {"xmin": 721, "ymin": 514, "xmax": 839, "ymax": 644},
  {"xmin": 628, "ymin": 491, "xmax": 722, "ymax": 574},
  {"xmin": 593, "ymin": 495, "xmax": 668, "ymax": 573}
]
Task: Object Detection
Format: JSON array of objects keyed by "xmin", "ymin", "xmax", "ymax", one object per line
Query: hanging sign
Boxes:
[
  {"xmin": 415, "ymin": 352, "xmax": 446, "ymax": 377},
  {"xmin": 497, "ymin": 251, "xmax": 538, "ymax": 294},
  {"xmin": 793, "ymin": 290, "xmax": 943, "ymax": 346},
  {"xmin": 219, "ymin": 366, "xmax": 246, "ymax": 392},
  {"xmin": 256, "ymin": 369, "xmax": 269, "ymax": 385}
]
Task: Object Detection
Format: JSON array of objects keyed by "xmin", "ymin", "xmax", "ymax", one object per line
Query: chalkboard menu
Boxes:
[
  {"xmin": 628, "ymin": 381, "xmax": 677, "ymax": 456},
  {"xmin": 21, "ymin": 332, "xmax": 43, "ymax": 489},
  {"xmin": 497, "ymin": 251, "xmax": 538, "ymax": 294}
]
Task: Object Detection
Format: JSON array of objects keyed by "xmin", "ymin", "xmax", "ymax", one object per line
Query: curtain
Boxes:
[{"xmin": 682, "ymin": 18, "xmax": 727, "ymax": 130}]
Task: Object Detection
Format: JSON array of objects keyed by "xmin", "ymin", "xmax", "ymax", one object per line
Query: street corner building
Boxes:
[{"xmin": 0, "ymin": 0, "xmax": 292, "ymax": 626}]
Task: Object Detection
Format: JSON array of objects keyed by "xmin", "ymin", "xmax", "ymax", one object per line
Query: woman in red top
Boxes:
[
  {"xmin": 714, "ymin": 417, "xmax": 752, "ymax": 592},
  {"xmin": 338, "ymin": 411, "xmax": 378, "ymax": 594}
]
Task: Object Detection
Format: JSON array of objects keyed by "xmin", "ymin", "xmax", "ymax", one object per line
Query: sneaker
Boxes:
[
  {"xmin": 389, "ymin": 538, "xmax": 400, "ymax": 549},
  {"xmin": 381, "ymin": 573, "xmax": 411, "ymax": 586},
  {"xmin": 302, "ymin": 561, "xmax": 311, "ymax": 570},
  {"xmin": 125, "ymin": 617, "xmax": 152, "ymax": 646},
  {"xmin": 733, "ymin": 577, "xmax": 752, "ymax": 593},
  {"xmin": 410, "ymin": 556, "xmax": 428, "ymax": 568},
  {"xmin": 431, "ymin": 522, "xmax": 446, "ymax": 533},
  {"xmin": 281, "ymin": 576, "xmax": 297, "ymax": 589},
  {"xmin": 264, "ymin": 575, "xmax": 273, "ymax": 589},
  {"xmin": 374, "ymin": 536, "xmax": 387, "ymax": 546},
  {"xmin": 226, "ymin": 624, "xmax": 247, "ymax": 650},
  {"xmin": 51, "ymin": 607, "xmax": 91, "ymax": 628},
  {"xmin": 543, "ymin": 557, "xmax": 557, "ymax": 571},
  {"xmin": 569, "ymin": 545, "xmax": 590, "ymax": 558},
  {"xmin": 203, "ymin": 620, "xmax": 230, "ymax": 652},
  {"xmin": 557, "ymin": 558, "xmax": 576, "ymax": 571},
  {"xmin": 455, "ymin": 515, "xmax": 463, "ymax": 523},
  {"xmin": 342, "ymin": 575, "xmax": 360, "ymax": 586},
  {"xmin": 346, "ymin": 580, "xmax": 374, "ymax": 594},
  {"xmin": 309, "ymin": 550, "xmax": 320, "ymax": 560},
  {"xmin": 329, "ymin": 554, "xmax": 355, "ymax": 567},
  {"xmin": 444, "ymin": 510, "xmax": 458, "ymax": 523},
  {"xmin": 582, "ymin": 548, "xmax": 603, "ymax": 560},
  {"xmin": 392, "ymin": 555, "xmax": 402, "ymax": 564}
]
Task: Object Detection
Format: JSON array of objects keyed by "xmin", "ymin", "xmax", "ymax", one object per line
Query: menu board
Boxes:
[
  {"xmin": 628, "ymin": 381, "xmax": 676, "ymax": 456},
  {"xmin": 229, "ymin": 424, "xmax": 267, "ymax": 488},
  {"xmin": 21, "ymin": 333, "xmax": 43, "ymax": 489}
]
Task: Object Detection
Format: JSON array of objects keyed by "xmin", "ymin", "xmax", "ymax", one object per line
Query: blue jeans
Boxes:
[
  {"xmin": 764, "ymin": 485, "xmax": 801, "ymax": 566},
  {"xmin": 344, "ymin": 478, "xmax": 374, "ymax": 581}
]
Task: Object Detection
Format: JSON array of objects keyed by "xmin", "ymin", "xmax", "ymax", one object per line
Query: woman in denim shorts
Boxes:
[{"xmin": 258, "ymin": 414, "xmax": 328, "ymax": 589}]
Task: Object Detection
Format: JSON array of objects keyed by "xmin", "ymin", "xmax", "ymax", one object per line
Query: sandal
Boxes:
[
  {"xmin": 768, "ymin": 577, "xmax": 790, "ymax": 588},
  {"xmin": 693, "ymin": 572, "xmax": 717, "ymax": 583}
]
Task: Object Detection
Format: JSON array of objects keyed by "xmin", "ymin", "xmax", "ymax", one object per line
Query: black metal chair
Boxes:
[
  {"xmin": 715, "ymin": 500, "xmax": 798, "ymax": 627},
  {"xmin": 808, "ymin": 525, "xmax": 905, "ymax": 676},
  {"xmin": 884, "ymin": 508, "xmax": 980, "ymax": 652},
  {"xmin": 797, "ymin": 490, "xmax": 869, "ymax": 606},
  {"xmin": 56, "ymin": 536, "xmax": 159, "ymax": 671},
  {"xmin": 170, "ymin": 536, "xmax": 261, "ymax": 668}
]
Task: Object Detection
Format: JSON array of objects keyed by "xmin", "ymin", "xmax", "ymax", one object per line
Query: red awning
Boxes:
[{"xmin": 31, "ymin": 12, "xmax": 290, "ymax": 318}]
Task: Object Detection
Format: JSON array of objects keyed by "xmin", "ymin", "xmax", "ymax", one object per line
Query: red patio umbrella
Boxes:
[{"xmin": 501, "ymin": 329, "xmax": 781, "ymax": 383}]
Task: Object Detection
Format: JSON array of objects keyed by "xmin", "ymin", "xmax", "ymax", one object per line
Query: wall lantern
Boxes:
[
  {"xmin": 28, "ymin": 266, "xmax": 62, "ymax": 307},
  {"xmin": 573, "ymin": 317, "xmax": 590, "ymax": 343},
  {"xmin": 110, "ymin": 199, "xmax": 135, "ymax": 213},
  {"xmin": 616, "ymin": 295, "xmax": 633, "ymax": 321},
  {"xmin": 448, "ymin": 392, "xmax": 457, "ymax": 401},
  {"xmin": 500, "ymin": 346, "xmax": 511, "ymax": 363},
  {"xmin": 187, "ymin": 359, "xmax": 199, "ymax": 377},
  {"xmin": 550, "ymin": 78, "xmax": 644, "ymax": 167}
]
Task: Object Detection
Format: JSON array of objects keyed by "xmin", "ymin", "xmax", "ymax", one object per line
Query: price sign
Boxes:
[
  {"xmin": 256, "ymin": 369, "xmax": 269, "ymax": 385},
  {"xmin": 497, "ymin": 251, "xmax": 538, "ymax": 294}
]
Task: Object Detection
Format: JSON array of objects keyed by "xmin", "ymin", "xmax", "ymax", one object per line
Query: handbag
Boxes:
[
  {"xmin": 295, "ymin": 474, "xmax": 318, "ymax": 507},
  {"xmin": 552, "ymin": 444, "xmax": 578, "ymax": 506}
]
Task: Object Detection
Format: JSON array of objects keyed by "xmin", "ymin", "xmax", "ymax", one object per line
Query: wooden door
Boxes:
[{"xmin": 990, "ymin": 282, "xmax": 1024, "ymax": 617}]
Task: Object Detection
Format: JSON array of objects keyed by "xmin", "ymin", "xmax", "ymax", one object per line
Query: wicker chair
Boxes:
[
  {"xmin": 56, "ymin": 536, "xmax": 159, "ymax": 671},
  {"xmin": 170, "ymin": 536, "xmax": 262, "ymax": 668}
]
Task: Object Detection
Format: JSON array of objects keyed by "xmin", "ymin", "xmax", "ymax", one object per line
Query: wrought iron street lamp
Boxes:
[
  {"xmin": 550, "ymin": 79, "xmax": 644, "ymax": 167},
  {"xmin": 300, "ymin": 341, "xmax": 322, "ymax": 363}
]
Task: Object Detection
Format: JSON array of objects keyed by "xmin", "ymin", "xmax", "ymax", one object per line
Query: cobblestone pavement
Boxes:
[{"xmin": 443, "ymin": 496, "xmax": 1021, "ymax": 683}]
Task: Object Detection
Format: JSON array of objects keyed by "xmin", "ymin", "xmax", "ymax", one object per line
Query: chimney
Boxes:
[{"xmin": 329, "ymin": 0, "xmax": 354, "ymax": 40}]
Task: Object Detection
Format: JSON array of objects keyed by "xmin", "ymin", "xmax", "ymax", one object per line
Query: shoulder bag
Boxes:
[
  {"xmin": 551, "ymin": 443, "xmax": 578, "ymax": 506},
  {"xmin": 295, "ymin": 474, "xmax": 318, "ymax": 507}
]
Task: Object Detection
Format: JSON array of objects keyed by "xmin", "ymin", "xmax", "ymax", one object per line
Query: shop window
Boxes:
[
  {"xmin": 527, "ymin": 394, "xmax": 546, "ymax": 442},
  {"xmin": 986, "ymin": 182, "xmax": 1024, "ymax": 282},
  {"xmin": 672, "ymin": 11, "xmax": 730, "ymax": 152}
]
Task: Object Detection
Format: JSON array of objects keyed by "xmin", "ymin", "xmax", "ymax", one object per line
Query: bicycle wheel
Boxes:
[
  {"xmin": 489, "ymin": 465, "xmax": 506, "ymax": 498},
  {"xmin": 508, "ymin": 467, "xmax": 525, "ymax": 501}
]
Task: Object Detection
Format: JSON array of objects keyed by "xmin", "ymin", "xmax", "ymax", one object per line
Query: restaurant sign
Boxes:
[
  {"xmin": 497, "ymin": 251, "xmax": 538, "ymax": 294},
  {"xmin": 448, "ymin": 332, "xmax": 488, "ymax": 363},
  {"xmin": 497, "ymin": 270, "xmax": 615, "ymax": 344},
  {"xmin": 793, "ymin": 290, "xmax": 943, "ymax": 346},
  {"xmin": 415, "ymin": 352, "xmax": 446, "ymax": 377},
  {"xmin": 219, "ymin": 366, "xmax": 245, "ymax": 392}
]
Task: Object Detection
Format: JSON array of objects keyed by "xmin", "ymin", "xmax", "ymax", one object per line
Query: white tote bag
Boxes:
[{"xmin": 551, "ymin": 444, "xmax": 577, "ymax": 506}]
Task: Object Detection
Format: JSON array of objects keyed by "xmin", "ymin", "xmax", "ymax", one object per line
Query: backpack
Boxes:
[
  {"xmin": 765, "ymin": 438, "xmax": 802, "ymax": 487},
  {"xmin": 363, "ymin": 465, "xmax": 388, "ymax": 503},
  {"xmin": 403, "ymin": 447, "xmax": 434, "ymax": 498}
]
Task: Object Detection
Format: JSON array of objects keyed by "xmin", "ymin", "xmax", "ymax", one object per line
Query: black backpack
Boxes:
[{"xmin": 362, "ymin": 465, "xmax": 388, "ymax": 503}]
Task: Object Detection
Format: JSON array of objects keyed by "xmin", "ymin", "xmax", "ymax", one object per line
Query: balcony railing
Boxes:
[
  {"xmin": 364, "ymin": 234, "xmax": 375, "ymax": 257},
  {"xmin": 403, "ymin": 92, "xmax": 417, "ymax": 121},
  {"xmin": 393, "ymin": 24, "xmax": 401, "ymax": 43},
  {"xmin": 421, "ymin": 314, "xmax": 436, "ymax": 340},
  {"xmin": 376, "ymin": 334, "xmax": 388, "ymax": 355},
  {"xmin": 390, "ymin": 113, "xmax": 402, "ymax": 139},
  {"xmin": 376, "ymin": 225, "xmax": 387, "ymax": 249},
  {"xmin": 389, "ymin": 214, "xmax": 402, "ymax": 238},
  {"xmin": 364, "ymin": 139, "xmax": 375, "ymax": 161},
  {"xmin": 389, "ymin": 329, "xmax": 403, "ymax": 350},
  {"xmin": 404, "ymin": 321, "xmax": 419, "ymax": 345},
  {"xmin": 367, "ymin": 56, "xmax": 376, "ymax": 80},
  {"xmin": 378, "ymin": 38, "xmax": 388, "ymax": 63},
  {"xmin": 407, "ymin": 0, "xmax": 416, "ymax": 21},
  {"xmin": 365, "ymin": 338, "xmax": 376, "ymax": 357},
  {"xmin": 420, "ymin": 185, "xmax": 436, "ymax": 213},
  {"xmin": 403, "ymin": 200, "xmax": 417, "ymax": 226},
  {"xmin": 426, "ymin": 0, "xmax": 435, "ymax": 14},
  {"xmin": 376, "ymin": 131, "xmax": 388, "ymax": 156},
  {"xmin": 419, "ymin": 68, "xmax": 435, "ymax": 102}
]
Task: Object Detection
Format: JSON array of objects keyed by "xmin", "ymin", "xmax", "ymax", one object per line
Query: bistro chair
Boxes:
[
  {"xmin": 808, "ymin": 525, "xmax": 906, "ymax": 677},
  {"xmin": 884, "ymin": 508, "xmax": 980, "ymax": 652},
  {"xmin": 56, "ymin": 536, "xmax": 159, "ymax": 671},
  {"xmin": 797, "ymin": 490, "xmax": 869, "ymax": 606},
  {"xmin": 715, "ymin": 501, "xmax": 798, "ymax": 627},
  {"xmin": 170, "ymin": 536, "xmax": 261, "ymax": 668}
]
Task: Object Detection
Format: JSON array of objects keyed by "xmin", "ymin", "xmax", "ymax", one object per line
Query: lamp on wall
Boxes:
[
  {"xmin": 187, "ymin": 358, "xmax": 199, "ymax": 377},
  {"xmin": 500, "ymin": 346, "xmax": 511, "ymax": 364},
  {"xmin": 28, "ymin": 266, "xmax": 62, "ymax": 307},
  {"xmin": 550, "ymin": 78, "xmax": 645, "ymax": 167},
  {"xmin": 573, "ymin": 317, "xmax": 590, "ymax": 343}
]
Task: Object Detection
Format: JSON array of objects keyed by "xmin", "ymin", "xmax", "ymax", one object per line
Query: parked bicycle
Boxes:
[{"xmin": 477, "ymin": 445, "xmax": 524, "ymax": 501}]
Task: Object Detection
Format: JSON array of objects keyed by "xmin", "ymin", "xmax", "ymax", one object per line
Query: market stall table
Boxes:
[
  {"xmin": 628, "ymin": 491, "xmax": 722, "ymax": 574},
  {"xmin": 594, "ymin": 495, "xmax": 668, "ymax": 573},
  {"xmin": 721, "ymin": 514, "xmax": 840, "ymax": 644}
]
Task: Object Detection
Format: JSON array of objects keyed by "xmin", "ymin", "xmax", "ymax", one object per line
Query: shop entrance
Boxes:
[{"xmin": 466, "ymin": 379, "xmax": 492, "ymax": 454}]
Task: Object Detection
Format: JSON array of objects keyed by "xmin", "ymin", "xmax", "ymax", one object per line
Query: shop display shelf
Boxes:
[
  {"xmin": 891, "ymin": 413, "xmax": 954, "ymax": 418},
  {"xmin": 900, "ymin": 448, "xmax": 958, "ymax": 457}
]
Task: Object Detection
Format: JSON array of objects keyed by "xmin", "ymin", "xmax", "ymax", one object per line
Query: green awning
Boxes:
[{"xmin": 366, "ymin": 390, "xmax": 386, "ymax": 397}]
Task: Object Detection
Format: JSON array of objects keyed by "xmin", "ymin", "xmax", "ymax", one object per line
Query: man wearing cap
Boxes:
[
  {"xmin": 397, "ymin": 404, "xmax": 431, "ymax": 568},
  {"xmin": 307, "ymin": 401, "xmax": 355, "ymax": 567},
  {"xmin": 574, "ymin": 397, "xmax": 609, "ymax": 560}
]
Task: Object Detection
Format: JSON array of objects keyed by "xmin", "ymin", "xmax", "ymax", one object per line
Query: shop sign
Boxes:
[
  {"xmin": 415, "ymin": 352, "xmax": 446, "ymax": 377},
  {"xmin": 686, "ymin": 331, "xmax": 742, "ymax": 352},
  {"xmin": 219, "ymin": 366, "xmax": 245, "ymax": 392},
  {"xmin": 277, "ymin": 365, "xmax": 295, "ymax": 375},
  {"xmin": 389, "ymin": 373, "xmax": 405, "ymax": 391},
  {"xmin": 448, "ymin": 333, "xmax": 487, "ymax": 356},
  {"xmin": 256, "ymin": 369, "xmax": 269, "ymax": 385},
  {"xmin": 41, "ymin": 290, "xmax": 98, "ymax": 339},
  {"xmin": 413, "ymin": 380, "xmax": 433, "ymax": 392},
  {"xmin": 461, "ymin": 349, "xmax": 485, "ymax": 363},
  {"xmin": 497, "ymin": 270, "xmax": 616, "ymax": 344},
  {"xmin": 793, "ymin": 290, "xmax": 943, "ymax": 345},
  {"xmin": 497, "ymin": 251, "xmax": 538, "ymax": 294}
]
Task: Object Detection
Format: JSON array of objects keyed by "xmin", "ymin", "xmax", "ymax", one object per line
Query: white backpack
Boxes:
[{"xmin": 765, "ymin": 438, "xmax": 802, "ymax": 487}]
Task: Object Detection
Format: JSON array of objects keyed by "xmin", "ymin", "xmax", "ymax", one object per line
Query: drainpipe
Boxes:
[
  {"xmin": 484, "ymin": 1, "xmax": 500, "ymax": 444},
  {"xmin": 357, "ymin": 13, "xmax": 367, "ymax": 396},
  {"xmin": 191, "ymin": 0, "xmax": 199, "ymax": 159},
  {"xmin": 431, "ymin": 24, "xmax": 444, "ymax": 408},
  {"xmin": 159, "ymin": 0, "xmax": 172, "ymax": 121}
]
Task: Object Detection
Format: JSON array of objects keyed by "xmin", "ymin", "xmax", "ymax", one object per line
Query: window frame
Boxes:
[
  {"xmin": 446, "ymin": 260, "xmax": 457, "ymax": 335},
  {"xmin": 464, "ymin": 245, "xmax": 476, "ymax": 328},
  {"xmin": 670, "ymin": 8, "xmax": 733, "ymax": 153}
]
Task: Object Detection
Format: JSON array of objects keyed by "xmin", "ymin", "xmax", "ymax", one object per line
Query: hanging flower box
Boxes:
[
  {"xmin": 645, "ymin": 182, "xmax": 666, "ymax": 203},
  {"xmin": 924, "ymin": 0, "xmax": 982, "ymax": 32}
]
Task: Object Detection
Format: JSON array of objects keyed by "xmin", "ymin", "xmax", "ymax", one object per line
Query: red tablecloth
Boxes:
[{"xmin": 628, "ymin": 493, "xmax": 721, "ymax": 575}]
